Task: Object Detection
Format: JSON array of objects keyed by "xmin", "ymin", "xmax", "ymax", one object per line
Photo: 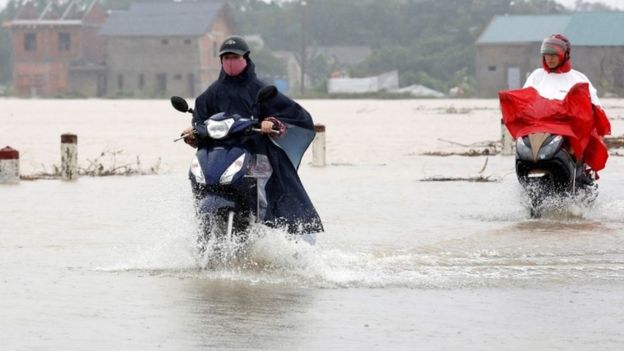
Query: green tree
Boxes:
[
  {"xmin": 0, "ymin": 0, "xmax": 596, "ymax": 94},
  {"xmin": 233, "ymin": 0, "xmax": 569, "ymax": 94},
  {"xmin": 253, "ymin": 46, "xmax": 288, "ymax": 79}
]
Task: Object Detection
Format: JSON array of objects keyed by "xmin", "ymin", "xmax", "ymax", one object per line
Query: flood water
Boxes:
[{"xmin": 1, "ymin": 99, "xmax": 624, "ymax": 350}]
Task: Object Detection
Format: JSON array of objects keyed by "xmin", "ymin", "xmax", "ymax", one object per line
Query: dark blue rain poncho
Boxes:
[{"xmin": 192, "ymin": 57, "xmax": 323, "ymax": 234}]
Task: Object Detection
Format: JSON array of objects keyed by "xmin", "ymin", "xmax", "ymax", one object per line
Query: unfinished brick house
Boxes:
[
  {"xmin": 98, "ymin": 1, "xmax": 236, "ymax": 98},
  {"xmin": 4, "ymin": 0, "xmax": 107, "ymax": 97}
]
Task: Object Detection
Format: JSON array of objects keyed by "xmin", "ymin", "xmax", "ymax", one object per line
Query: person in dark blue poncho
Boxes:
[{"xmin": 181, "ymin": 35, "xmax": 323, "ymax": 235}]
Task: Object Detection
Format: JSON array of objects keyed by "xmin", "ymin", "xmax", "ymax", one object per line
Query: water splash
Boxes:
[
  {"xmin": 97, "ymin": 219, "xmax": 624, "ymax": 289},
  {"xmin": 94, "ymin": 181, "xmax": 624, "ymax": 289}
]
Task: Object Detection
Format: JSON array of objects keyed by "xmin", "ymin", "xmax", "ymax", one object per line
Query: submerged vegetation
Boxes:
[{"xmin": 20, "ymin": 149, "xmax": 161, "ymax": 181}]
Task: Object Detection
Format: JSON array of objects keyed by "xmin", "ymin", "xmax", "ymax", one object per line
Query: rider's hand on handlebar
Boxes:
[
  {"xmin": 260, "ymin": 120, "xmax": 275, "ymax": 134},
  {"xmin": 260, "ymin": 117, "xmax": 287, "ymax": 138},
  {"xmin": 181, "ymin": 126, "xmax": 198, "ymax": 148}
]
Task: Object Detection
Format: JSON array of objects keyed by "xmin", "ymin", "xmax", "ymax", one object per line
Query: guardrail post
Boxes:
[
  {"xmin": 61, "ymin": 133, "xmax": 78, "ymax": 181},
  {"xmin": 312, "ymin": 124, "xmax": 326, "ymax": 167},
  {"xmin": 0, "ymin": 146, "xmax": 20, "ymax": 184},
  {"xmin": 501, "ymin": 119, "xmax": 513, "ymax": 155}
]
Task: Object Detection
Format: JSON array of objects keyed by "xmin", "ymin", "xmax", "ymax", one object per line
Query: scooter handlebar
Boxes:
[
  {"xmin": 251, "ymin": 128, "xmax": 281, "ymax": 135},
  {"xmin": 173, "ymin": 132, "xmax": 192, "ymax": 142}
]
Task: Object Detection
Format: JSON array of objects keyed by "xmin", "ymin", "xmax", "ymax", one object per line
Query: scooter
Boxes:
[
  {"xmin": 515, "ymin": 132, "xmax": 597, "ymax": 217},
  {"xmin": 171, "ymin": 85, "xmax": 279, "ymax": 252}
]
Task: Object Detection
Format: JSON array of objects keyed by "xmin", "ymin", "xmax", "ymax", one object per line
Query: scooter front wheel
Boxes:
[{"xmin": 197, "ymin": 209, "xmax": 249, "ymax": 254}]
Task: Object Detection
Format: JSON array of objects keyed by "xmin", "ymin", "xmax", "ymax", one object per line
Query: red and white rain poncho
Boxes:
[{"xmin": 499, "ymin": 64, "xmax": 611, "ymax": 173}]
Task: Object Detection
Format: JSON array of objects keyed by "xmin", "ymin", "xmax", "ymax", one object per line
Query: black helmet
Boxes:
[{"xmin": 218, "ymin": 35, "xmax": 250, "ymax": 57}]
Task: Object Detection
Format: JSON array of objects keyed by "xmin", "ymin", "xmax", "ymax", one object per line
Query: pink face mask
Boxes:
[{"xmin": 222, "ymin": 56, "xmax": 247, "ymax": 76}]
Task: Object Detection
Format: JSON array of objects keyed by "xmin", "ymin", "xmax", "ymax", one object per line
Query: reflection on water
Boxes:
[
  {"xmin": 185, "ymin": 280, "xmax": 315, "ymax": 350},
  {"xmin": 511, "ymin": 219, "xmax": 608, "ymax": 234}
]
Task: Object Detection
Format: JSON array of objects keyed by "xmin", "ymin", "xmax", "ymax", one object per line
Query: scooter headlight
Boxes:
[
  {"xmin": 220, "ymin": 153, "xmax": 246, "ymax": 184},
  {"xmin": 516, "ymin": 137, "xmax": 532, "ymax": 160},
  {"xmin": 538, "ymin": 135, "xmax": 563, "ymax": 160},
  {"xmin": 206, "ymin": 118, "xmax": 235, "ymax": 139},
  {"xmin": 190, "ymin": 155, "xmax": 206, "ymax": 185}
]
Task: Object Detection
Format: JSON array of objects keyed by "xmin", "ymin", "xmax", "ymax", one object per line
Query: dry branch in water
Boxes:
[
  {"xmin": 421, "ymin": 138, "xmax": 500, "ymax": 157},
  {"xmin": 422, "ymin": 148, "xmax": 496, "ymax": 157},
  {"xmin": 420, "ymin": 157, "xmax": 501, "ymax": 182},
  {"xmin": 422, "ymin": 138, "xmax": 502, "ymax": 157},
  {"xmin": 19, "ymin": 149, "xmax": 161, "ymax": 181},
  {"xmin": 426, "ymin": 135, "xmax": 624, "ymax": 158},
  {"xmin": 441, "ymin": 106, "xmax": 472, "ymax": 114},
  {"xmin": 605, "ymin": 136, "xmax": 624, "ymax": 149},
  {"xmin": 420, "ymin": 175, "xmax": 497, "ymax": 182}
]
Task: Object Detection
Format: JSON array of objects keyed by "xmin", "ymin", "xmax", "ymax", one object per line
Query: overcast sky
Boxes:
[{"xmin": 1, "ymin": 0, "xmax": 623, "ymax": 14}]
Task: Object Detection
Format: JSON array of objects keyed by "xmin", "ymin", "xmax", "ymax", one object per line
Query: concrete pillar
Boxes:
[
  {"xmin": 312, "ymin": 124, "xmax": 326, "ymax": 167},
  {"xmin": 61, "ymin": 133, "xmax": 78, "ymax": 181},
  {"xmin": 0, "ymin": 146, "xmax": 20, "ymax": 184},
  {"xmin": 501, "ymin": 119, "xmax": 513, "ymax": 156}
]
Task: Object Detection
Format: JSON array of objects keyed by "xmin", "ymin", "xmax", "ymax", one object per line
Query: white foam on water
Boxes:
[
  {"xmin": 90, "ymin": 161, "xmax": 624, "ymax": 290},
  {"xmin": 96, "ymin": 216, "xmax": 624, "ymax": 289}
]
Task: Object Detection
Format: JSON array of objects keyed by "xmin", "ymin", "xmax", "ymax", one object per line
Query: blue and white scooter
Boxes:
[{"xmin": 171, "ymin": 86, "xmax": 279, "ymax": 250}]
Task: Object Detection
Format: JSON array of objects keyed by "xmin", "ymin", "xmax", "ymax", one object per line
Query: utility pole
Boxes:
[{"xmin": 300, "ymin": 0, "xmax": 307, "ymax": 95}]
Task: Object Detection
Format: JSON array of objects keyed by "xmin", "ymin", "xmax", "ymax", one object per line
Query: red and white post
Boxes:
[
  {"xmin": 312, "ymin": 124, "xmax": 326, "ymax": 167},
  {"xmin": 0, "ymin": 146, "xmax": 20, "ymax": 184},
  {"xmin": 61, "ymin": 133, "xmax": 78, "ymax": 181}
]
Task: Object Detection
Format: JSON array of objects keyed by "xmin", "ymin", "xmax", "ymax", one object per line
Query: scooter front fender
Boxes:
[{"xmin": 197, "ymin": 194, "xmax": 237, "ymax": 215}]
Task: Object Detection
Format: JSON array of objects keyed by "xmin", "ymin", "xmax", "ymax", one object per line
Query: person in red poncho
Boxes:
[
  {"xmin": 500, "ymin": 34, "xmax": 611, "ymax": 183},
  {"xmin": 524, "ymin": 34, "xmax": 603, "ymax": 104}
]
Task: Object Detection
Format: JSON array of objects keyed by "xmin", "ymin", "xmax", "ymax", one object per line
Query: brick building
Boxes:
[
  {"xmin": 476, "ymin": 12, "xmax": 624, "ymax": 97},
  {"xmin": 4, "ymin": 0, "xmax": 107, "ymax": 97},
  {"xmin": 98, "ymin": 1, "xmax": 235, "ymax": 98}
]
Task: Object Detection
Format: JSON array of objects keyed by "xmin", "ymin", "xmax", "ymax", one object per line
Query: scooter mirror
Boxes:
[
  {"xmin": 256, "ymin": 85, "xmax": 278, "ymax": 104},
  {"xmin": 170, "ymin": 96, "xmax": 189, "ymax": 113}
]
